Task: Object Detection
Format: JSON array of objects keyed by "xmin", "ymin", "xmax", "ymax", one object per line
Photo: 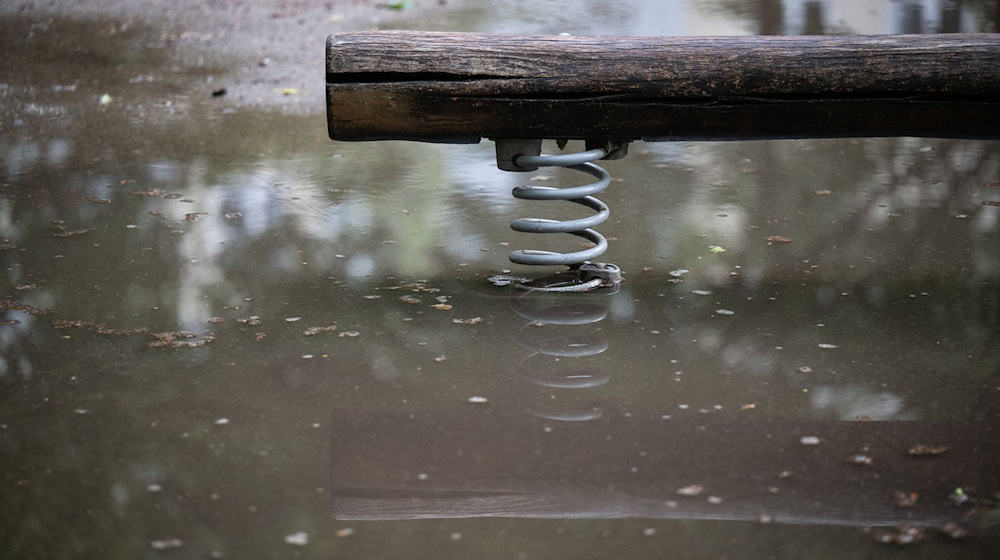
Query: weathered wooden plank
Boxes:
[{"xmin": 326, "ymin": 31, "xmax": 1000, "ymax": 142}]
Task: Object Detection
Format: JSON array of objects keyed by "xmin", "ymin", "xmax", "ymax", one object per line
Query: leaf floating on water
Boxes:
[
  {"xmin": 284, "ymin": 532, "xmax": 309, "ymax": 546},
  {"xmin": 814, "ymin": 190, "xmax": 832, "ymax": 196},
  {"xmin": 690, "ymin": 290, "xmax": 712, "ymax": 296},
  {"xmin": 238, "ymin": 316, "xmax": 262, "ymax": 326},
  {"xmin": 147, "ymin": 331, "xmax": 216, "ymax": 349},
  {"xmin": 797, "ymin": 366, "xmax": 813, "ymax": 373},
  {"xmin": 800, "ymin": 436, "xmax": 820, "ymax": 446},
  {"xmin": 817, "ymin": 343, "xmax": 839, "ymax": 349},
  {"xmin": 52, "ymin": 228, "xmax": 94, "ymax": 238},
  {"xmin": 335, "ymin": 528, "xmax": 354, "ymax": 538},
  {"xmin": 487, "ymin": 274, "xmax": 528, "ymax": 287},
  {"xmin": 280, "ymin": 88, "xmax": 299, "ymax": 96},
  {"xmin": 130, "ymin": 188, "xmax": 166, "ymax": 197},
  {"xmin": 303, "ymin": 324, "xmax": 337, "ymax": 336},
  {"xmin": 740, "ymin": 403, "xmax": 756, "ymax": 410},
  {"xmin": 184, "ymin": 212, "xmax": 208, "ymax": 222},
  {"xmin": 715, "ymin": 309, "xmax": 735, "ymax": 315},
  {"xmin": 15, "ymin": 283, "xmax": 38, "ymax": 291},
  {"xmin": 708, "ymin": 245, "xmax": 726, "ymax": 253},
  {"xmin": 399, "ymin": 295, "xmax": 421, "ymax": 304},
  {"xmin": 431, "ymin": 303, "xmax": 452, "ymax": 310},
  {"xmin": 468, "ymin": 396, "xmax": 488, "ymax": 404},
  {"xmin": 285, "ymin": 317, "xmax": 301, "ymax": 322},
  {"xmin": 207, "ymin": 317, "xmax": 225, "ymax": 324},
  {"xmin": 225, "ymin": 212, "xmax": 242, "ymax": 220},
  {"xmin": 150, "ymin": 539, "xmax": 183, "ymax": 550},
  {"xmin": 766, "ymin": 236, "xmax": 792, "ymax": 243},
  {"xmin": 676, "ymin": 485, "xmax": 703, "ymax": 496},
  {"xmin": 338, "ymin": 331, "xmax": 360, "ymax": 338},
  {"xmin": 87, "ymin": 195, "xmax": 112, "ymax": 204},
  {"xmin": 668, "ymin": 269, "xmax": 689, "ymax": 278},
  {"xmin": 452, "ymin": 317, "xmax": 483, "ymax": 325},
  {"xmin": 874, "ymin": 527, "xmax": 923, "ymax": 546},
  {"xmin": 893, "ymin": 491, "xmax": 919, "ymax": 507},
  {"xmin": 907, "ymin": 444, "xmax": 948, "ymax": 457}
]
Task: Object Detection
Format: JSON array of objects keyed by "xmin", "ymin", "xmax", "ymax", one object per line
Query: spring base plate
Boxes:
[{"xmin": 515, "ymin": 262, "xmax": 621, "ymax": 293}]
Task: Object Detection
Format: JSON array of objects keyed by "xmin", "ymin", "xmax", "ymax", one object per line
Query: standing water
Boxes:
[{"xmin": 1, "ymin": 1, "xmax": 998, "ymax": 558}]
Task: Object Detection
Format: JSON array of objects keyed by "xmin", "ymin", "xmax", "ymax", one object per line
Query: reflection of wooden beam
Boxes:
[
  {"xmin": 326, "ymin": 32, "xmax": 1000, "ymax": 142},
  {"xmin": 331, "ymin": 408, "xmax": 999, "ymax": 528}
]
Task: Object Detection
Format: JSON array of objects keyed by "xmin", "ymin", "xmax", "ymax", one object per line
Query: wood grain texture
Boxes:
[{"xmin": 326, "ymin": 31, "xmax": 1000, "ymax": 142}]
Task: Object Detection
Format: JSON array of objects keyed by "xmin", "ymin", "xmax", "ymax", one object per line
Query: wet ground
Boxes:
[{"xmin": 2, "ymin": 0, "xmax": 1000, "ymax": 558}]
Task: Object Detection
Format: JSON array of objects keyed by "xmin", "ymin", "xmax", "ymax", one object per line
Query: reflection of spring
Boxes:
[
  {"xmin": 511, "ymin": 295, "xmax": 609, "ymax": 421},
  {"xmin": 509, "ymin": 148, "xmax": 611, "ymax": 268}
]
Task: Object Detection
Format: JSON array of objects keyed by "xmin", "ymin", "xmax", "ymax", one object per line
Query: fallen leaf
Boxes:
[
  {"xmin": 766, "ymin": 236, "xmax": 792, "ymax": 243},
  {"xmin": 87, "ymin": 195, "xmax": 112, "ymax": 204},
  {"xmin": 184, "ymin": 212, "xmax": 208, "ymax": 222},
  {"xmin": 907, "ymin": 444, "xmax": 948, "ymax": 457},
  {"xmin": 303, "ymin": 324, "xmax": 337, "ymax": 336},
  {"xmin": 431, "ymin": 303, "xmax": 452, "ymax": 310},
  {"xmin": 452, "ymin": 317, "xmax": 482, "ymax": 325}
]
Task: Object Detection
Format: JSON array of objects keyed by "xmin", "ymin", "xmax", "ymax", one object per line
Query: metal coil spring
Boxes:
[{"xmin": 509, "ymin": 148, "xmax": 611, "ymax": 268}]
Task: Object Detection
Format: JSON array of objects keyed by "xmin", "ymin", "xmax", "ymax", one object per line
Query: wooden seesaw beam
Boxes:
[{"xmin": 326, "ymin": 31, "xmax": 1000, "ymax": 143}]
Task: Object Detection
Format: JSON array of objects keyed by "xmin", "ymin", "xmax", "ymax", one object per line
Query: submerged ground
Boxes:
[{"xmin": 1, "ymin": 0, "xmax": 999, "ymax": 558}]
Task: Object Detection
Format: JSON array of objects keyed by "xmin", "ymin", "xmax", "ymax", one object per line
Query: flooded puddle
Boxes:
[{"xmin": 2, "ymin": 1, "xmax": 999, "ymax": 558}]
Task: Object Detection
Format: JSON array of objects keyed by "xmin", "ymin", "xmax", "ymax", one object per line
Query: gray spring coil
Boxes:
[{"xmin": 509, "ymin": 148, "xmax": 611, "ymax": 267}]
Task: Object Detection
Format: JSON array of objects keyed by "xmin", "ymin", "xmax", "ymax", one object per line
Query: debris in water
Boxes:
[
  {"xmin": 874, "ymin": 526, "xmax": 923, "ymax": 545},
  {"xmin": 668, "ymin": 269, "xmax": 689, "ymax": 278},
  {"xmin": 0, "ymin": 320, "xmax": 20, "ymax": 327},
  {"xmin": 814, "ymin": 190, "xmax": 831, "ymax": 195},
  {"xmin": 284, "ymin": 317, "xmax": 301, "ymax": 322},
  {"xmin": 211, "ymin": 87, "xmax": 227, "ymax": 97},
  {"xmin": 642, "ymin": 528, "xmax": 657, "ymax": 536},
  {"xmin": 214, "ymin": 418, "xmax": 229, "ymax": 425},
  {"xmin": 434, "ymin": 355, "xmax": 446, "ymax": 362},
  {"xmin": 150, "ymin": 538, "xmax": 183, "ymax": 550},
  {"xmin": 907, "ymin": 444, "xmax": 949, "ymax": 457},
  {"xmin": 303, "ymin": 324, "xmax": 337, "ymax": 336},
  {"xmin": 817, "ymin": 343, "xmax": 839, "ymax": 349},
  {"xmin": 399, "ymin": 295, "xmax": 421, "ymax": 304},
  {"xmin": 431, "ymin": 303, "xmax": 453, "ymax": 310},
  {"xmin": 676, "ymin": 485, "xmax": 703, "ymax": 496},
  {"xmin": 797, "ymin": 366, "xmax": 813, "ymax": 373},
  {"xmin": 468, "ymin": 396, "xmax": 488, "ymax": 404},
  {"xmin": 452, "ymin": 317, "xmax": 482, "ymax": 325},
  {"xmin": 948, "ymin": 488, "xmax": 969, "ymax": 506},
  {"xmin": 335, "ymin": 528, "xmax": 354, "ymax": 538},
  {"xmin": 207, "ymin": 317, "xmax": 225, "ymax": 324},
  {"xmin": 714, "ymin": 309, "xmax": 735, "ymax": 315},
  {"xmin": 708, "ymin": 245, "xmax": 726, "ymax": 253},
  {"xmin": 707, "ymin": 496, "xmax": 723, "ymax": 504},
  {"xmin": 255, "ymin": 332, "xmax": 266, "ymax": 342},
  {"xmin": 130, "ymin": 188, "xmax": 166, "ymax": 197},
  {"xmin": 849, "ymin": 454, "xmax": 874, "ymax": 466},
  {"xmin": 98, "ymin": 93, "xmax": 112, "ymax": 105},
  {"xmin": 338, "ymin": 331, "xmax": 359, "ymax": 337},
  {"xmin": 87, "ymin": 195, "xmax": 112, "ymax": 204},
  {"xmin": 14, "ymin": 283, "xmax": 37, "ymax": 291},
  {"xmin": 939, "ymin": 522, "xmax": 969, "ymax": 539},
  {"xmin": 224, "ymin": 212, "xmax": 242, "ymax": 220},
  {"xmin": 691, "ymin": 290, "xmax": 712, "ymax": 296},
  {"xmin": 238, "ymin": 316, "xmax": 262, "ymax": 326},
  {"xmin": 184, "ymin": 212, "xmax": 208, "ymax": 222},
  {"xmin": 52, "ymin": 228, "xmax": 94, "ymax": 238},
  {"xmin": 741, "ymin": 403, "xmax": 756, "ymax": 410},
  {"xmin": 284, "ymin": 532, "xmax": 309, "ymax": 546},
  {"xmin": 981, "ymin": 201, "xmax": 1000, "ymax": 207},
  {"xmin": 74, "ymin": 408, "xmax": 88, "ymax": 415},
  {"xmin": 766, "ymin": 236, "xmax": 792, "ymax": 243},
  {"xmin": 800, "ymin": 436, "xmax": 820, "ymax": 446},
  {"xmin": 892, "ymin": 491, "xmax": 918, "ymax": 507},
  {"xmin": 147, "ymin": 331, "xmax": 216, "ymax": 349}
]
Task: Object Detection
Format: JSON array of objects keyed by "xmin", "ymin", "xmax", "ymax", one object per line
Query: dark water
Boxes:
[{"xmin": 2, "ymin": 1, "xmax": 1000, "ymax": 558}]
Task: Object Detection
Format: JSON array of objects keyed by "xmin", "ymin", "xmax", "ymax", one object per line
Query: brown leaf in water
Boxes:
[
  {"xmin": 53, "ymin": 228, "xmax": 94, "ymax": 238},
  {"xmin": 130, "ymin": 189, "xmax": 166, "ymax": 197},
  {"xmin": 303, "ymin": 324, "xmax": 337, "ymax": 336},
  {"xmin": 907, "ymin": 444, "xmax": 948, "ymax": 457},
  {"xmin": 185, "ymin": 212, "xmax": 208, "ymax": 222},
  {"xmin": 87, "ymin": 195, "xmax": 112, "ymax": 204}
]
